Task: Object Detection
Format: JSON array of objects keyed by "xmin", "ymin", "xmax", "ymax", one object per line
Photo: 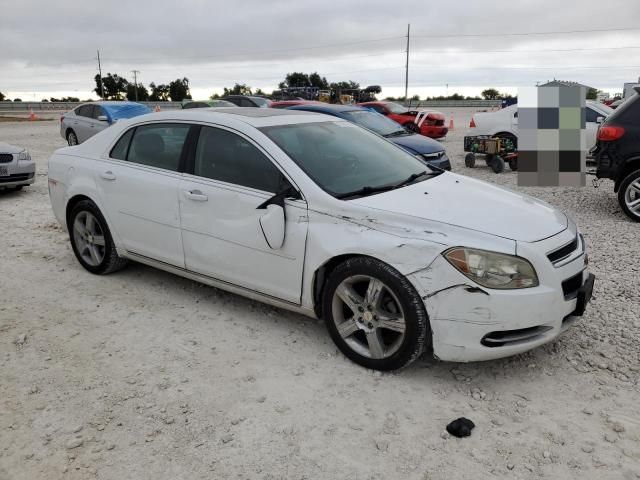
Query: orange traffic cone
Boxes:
[
  {"xmin": 448, "ymin": 118, "xmax": 454, "ymax": 130},
  {"xmin": 29, "ymin": 108, "xmax": 37, "ymax": 121},
  {"xmin": 154, "ymin": 105, "xmax": 161, "ymax": 112}
]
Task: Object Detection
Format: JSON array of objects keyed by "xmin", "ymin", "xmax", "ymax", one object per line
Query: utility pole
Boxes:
[
  {"xmin": 97, "ymin": 49, "xmax": 105, "ymax": 100},
  {"xmin": 405, "ymin": 23, "xmax": 410, "ymax": 101},
  {"xmin": 131, "ymin": 70, "xmax": 140, "ymax": 101}
]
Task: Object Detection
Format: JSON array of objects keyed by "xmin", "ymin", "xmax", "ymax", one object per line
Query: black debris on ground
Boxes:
[{"xmin": 445, "ymin": 417, "xmax": 475, "ymax": 438}]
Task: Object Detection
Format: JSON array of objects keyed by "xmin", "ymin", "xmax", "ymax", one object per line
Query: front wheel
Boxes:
[
  {"xmin": 68, "ymin": 200, "xmax": 128, "ymax": 274},
  {"xmin": 618, "ymin": 169, "xmax": 640, "ymax": 222},
  {"xmin": 322, "ymin": 257, "xmax": 429, "ymax": 371},
  {"xmin": 465, "ymin": 153, "xmax": 476, "ymax": 168},
  {"xmin": 490, "ymin": 156, "xmax": 505, "ymax": 173}
]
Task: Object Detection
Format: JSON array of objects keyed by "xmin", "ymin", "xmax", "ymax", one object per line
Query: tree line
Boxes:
[{"xmin": 92, "ymin": 74, "xmax": 192, "ymax": 101}]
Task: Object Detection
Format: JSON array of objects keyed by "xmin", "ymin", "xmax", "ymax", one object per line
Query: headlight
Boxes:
[
  {"xmin": 18, "ymin": 151, "xmax": 31, "ymax": 161},
  {"xmin": 444, "ymin": 247, "xmax": 539, "ymax": 289}
]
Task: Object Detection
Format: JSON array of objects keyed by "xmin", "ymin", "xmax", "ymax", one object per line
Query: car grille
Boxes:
[
  {"xmin": 481, "ymin": 325, "xmax": 553, "ymax": 347},
  {"xmin": 0, "ymin": 173, "xmax": 33, "ymax": 183},
  {"xmin": 561, "ymin": 271, "xmax": 583, "ymax": 299},
  {"xmin": 0, "ymin": 154, "xmax": 13, "ymax": 163},
  {"xmin": 421, "ymin": 151, "xmax": 445, "ymax": 160},
  {"xmin": 547, "ymin": 235, "xmax": 580, "ymax": 264}
]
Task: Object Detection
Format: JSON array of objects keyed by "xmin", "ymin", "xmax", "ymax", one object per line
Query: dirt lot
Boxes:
[{"xmin": 1, "ymin": 110, "xmax": 639, "ymax": 480}]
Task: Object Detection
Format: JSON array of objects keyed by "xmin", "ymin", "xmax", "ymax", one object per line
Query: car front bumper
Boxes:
[
  {"xmin": 0, "ymin": 155, "xmax": 35, "ymax": 188},
  {"xmin": 407, "ymin": 227, "xmax": 593, "ymax": 362}
]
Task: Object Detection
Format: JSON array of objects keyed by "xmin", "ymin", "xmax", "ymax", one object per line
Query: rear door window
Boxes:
[
  {"xmin": 126, "ymin": 123, "xmax": 190, "ymax": 171},
  {"xmin": 76, "ymin": 105, "xmax": 93, "ymax": 117}
]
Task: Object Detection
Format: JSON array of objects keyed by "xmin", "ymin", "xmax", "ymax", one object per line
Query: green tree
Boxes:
[
  {"xmin": 0, "ymin": 91, "xmax": 4, "ymax": 102},
  {"xmin": 481, "ymin": 88, "xmax": 500, "ymax": 100},
  {"xmin": 169, "ymin": 77, "xmax": 192, "ymax": 101},
  {"xmin": 586, "ymin": 87, "xmax": 599, "ymax": 100},
  {"xmin": 330, "ymin": 80, "xmax": 360, "ymax": 90},
  {"xmin": 223, "ymin": 83, "xmax": 252, "ymax": 96},
  {"xmin": 60, "ymin": 96, "xmax": 80, "ymax": 102},
  {"xmin": 126, "ymin": 83, "xmax": 149, "ymax": 101},
  {"xmin": 149, "ymin": 82, "xmax": 170, "ymax": 101},
  {"xmin": 94, "ymin": 73, "xmax": 129, "ymax": 100},
  {"xmin": 209, "ymin": 92, "xmax": 221, "ymax": 99},
  {"xmin": 254, "ymin": 88, "xmax": 268, "ymax": 96},
  {"xmin": 13, "ymin": 98, "xmax": 22, "ymax": 102}
]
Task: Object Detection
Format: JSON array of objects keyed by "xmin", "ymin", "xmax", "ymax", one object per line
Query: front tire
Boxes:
[
  {"xmin": 68, "ymin": 200, "xmax": 128, "ymax": 274},
  {"xmin": 67, "ymin": 130, "xmax": 78, "ymax": 146},
  {"xmin": 618, "ymin": 169, "xmax": 640, "ymax": 222},
  {"xmin": 465, "ymin": 153, "xmax": 476, "ymax": 168},
  {"xmin": 322, "ymin": 256, "xmax": 429, "ymax": 371},
  {"xmin": 490, "ymin": 156, "xmax": 505, "ymax": 173}
]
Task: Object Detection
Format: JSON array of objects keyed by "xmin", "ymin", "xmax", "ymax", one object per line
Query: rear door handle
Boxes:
[
  {"xmin": 100, "ymin": 171, "xmax": 116, "ymax": 181},
  {"xmin": 183, "ymin": 189, "xmax": 208, "ymax": 202}
]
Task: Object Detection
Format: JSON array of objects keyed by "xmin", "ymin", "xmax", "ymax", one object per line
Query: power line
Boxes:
[{"xmin": 412, "ymin": 26, "xmax": 640, "ymax": 38}]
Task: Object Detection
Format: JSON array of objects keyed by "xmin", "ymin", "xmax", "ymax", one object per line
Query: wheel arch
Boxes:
[
  {"xmin": 614, "ymin": 156, "xmax": 640, "ymax": 192},
  {"xmin": 65, "ymin": 194, "xmax": 96, "ymax": 228},
  {"xmin": 312, "ymin": 253, "xmax": 389, "ymax": 318}
]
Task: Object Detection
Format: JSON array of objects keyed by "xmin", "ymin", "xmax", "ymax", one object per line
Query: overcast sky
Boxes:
[{"xmin": 2, "ymin": 0, "xmax": 640, "ymax": 100}]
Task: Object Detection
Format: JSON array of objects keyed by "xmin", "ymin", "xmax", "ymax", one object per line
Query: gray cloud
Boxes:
[{"xmin": 2, "ymin": 0, "xmax": 640, "ymax": 98}]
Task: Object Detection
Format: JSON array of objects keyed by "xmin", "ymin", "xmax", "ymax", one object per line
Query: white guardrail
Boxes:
[{"xmin": 0, "ymin": 101, "xmax": 184, "ymax": 113}]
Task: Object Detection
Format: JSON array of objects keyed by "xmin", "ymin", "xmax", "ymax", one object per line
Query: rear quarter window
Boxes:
[{"xmin": 110, "ymin": 128, "xmax": 134, "ymax": 160}]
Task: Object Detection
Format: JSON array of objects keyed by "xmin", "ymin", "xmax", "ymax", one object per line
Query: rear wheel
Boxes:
[
  {"xmin": 322, "ymin": 256, "xmax": 429, "ymax": 371},
  {"xmin": 68, "ymin": 200, "xmax": 128, "ymax": 274},
  {"xmin": 67, "ymin": 130, "xmax": 78, "ymax": 146},
  {"xmin": 618, "ymin": 169, "xmax": 640, "ymax": 222},
  {"xmin": 490, "ymin": 156, "xmax": 505, "ymax": 173},
  {"xmin": 508, "ymin": 158, "xmax": 518, "ymax": 171},
  {"xmin": 464, "ymin": 153, "xmax": 476, "ymax": 168}
]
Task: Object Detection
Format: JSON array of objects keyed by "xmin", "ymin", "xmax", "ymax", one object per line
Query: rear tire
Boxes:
[
  {"xmin": 68, "ymin": 200, "xmax": 128, "ymax": 274},
  {"xmin": 490, "ymin": 156, "xmax": 505, "ymax": 173},
  {"xmin": 67, "ymin": 130, "xmax": 78, "ymax": 146},
  {"xmin": 322, "ymin": 256, "xmax": 429, "ymax": 371},
  {"xmin": 464, "ymin": 153, "xmax": 476, "ymax": 168},
  {"xmin": 618, "ymin": 169, "xmax": 640, "ymax": 222}
]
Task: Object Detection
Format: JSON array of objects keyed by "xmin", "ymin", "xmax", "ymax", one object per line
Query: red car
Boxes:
[
  {"xmin": 357, "ymin": 101, "xmax": 448, "ymax": 139},
  {"xmin": 270, "ymin": 99, "xmax": 325, "ymax": 109}
]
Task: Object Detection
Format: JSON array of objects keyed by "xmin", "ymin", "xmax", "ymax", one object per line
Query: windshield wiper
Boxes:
[
  {"xmin": 384, "ymin": 130, "xmax": 409, "ymax": 138},
  {"xmin": 336, "ymin": 170, "xmax": 441, "ymax": 200},
  {"xmin": 392, "ymin": 170, "xmax": 441, "ymax": 188},
  {"xmin": 335, "ymin": 184, "xmax": 396, "ymax": 200}
]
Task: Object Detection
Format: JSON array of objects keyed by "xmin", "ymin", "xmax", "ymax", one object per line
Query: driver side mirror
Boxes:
[
  {"xmin": 259, "ymin": 204, "xmax": 285, "ymax": 249},
  {"xmin": 596, "ymin": 116, "xmax": 605, "ymax": 124},
  {"xmin": 97, "ymin": 115, "xmax": 109, "ymax": 122}
]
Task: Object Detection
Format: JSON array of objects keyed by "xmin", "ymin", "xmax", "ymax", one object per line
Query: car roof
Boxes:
[
  {"xmin": 289, "ymin": 104, "xmax": 368, "ymax": 113},
  {"xmin": 127, "ymin": 107, "xmax": 340, "ymax": 128}
]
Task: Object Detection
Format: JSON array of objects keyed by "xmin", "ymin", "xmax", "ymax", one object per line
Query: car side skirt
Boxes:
[{"xmin": 123, "ymin": 251, "xmax": 318, "ymax": 319}]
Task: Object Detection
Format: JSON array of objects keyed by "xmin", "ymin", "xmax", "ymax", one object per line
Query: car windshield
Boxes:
[
  {"xmin": 385, "ymin": 102, "xmax": 408, "ymax": 114},
  {"xmin": 341, "ymin": 110, "xmax": 406, "ymax": 137},
  {"xmin": 260, "ymin": 121, "xmax": 439, "ymax": 198},
  {"xmin": 252, "ymin": 97, "xmax": 271, "ymax": 108}
]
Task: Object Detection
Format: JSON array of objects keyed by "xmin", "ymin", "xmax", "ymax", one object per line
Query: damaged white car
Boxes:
[{"xmin": 48, "ymin": 108, "xmax": 595, "ymax": 370}]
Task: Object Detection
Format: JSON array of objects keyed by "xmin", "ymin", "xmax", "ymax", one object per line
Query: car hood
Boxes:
[
  {"xmin": 351, "ymin": 172, "xmax": 567, "ymax": 242},
  {"xmin": 389, "ymin": 133, "xmax": 443, "ymax": 154},
  {"xmin": 0, "ymin": 142, "xmax": 25, "ymax": 154}
]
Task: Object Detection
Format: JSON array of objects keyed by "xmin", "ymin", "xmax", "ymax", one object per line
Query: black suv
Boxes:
[{"xmin": 594, "ymin": 87, "xmax": 640, "ymax": 221}]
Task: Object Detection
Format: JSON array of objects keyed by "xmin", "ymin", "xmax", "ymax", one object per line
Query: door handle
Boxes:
[
  {"xmin": 183, "ymin": 189, "xmax": 208, "ymax": 202},
  {"xmin": 100, "ymin": 171, "xmax": 116, "ymax": 181}
]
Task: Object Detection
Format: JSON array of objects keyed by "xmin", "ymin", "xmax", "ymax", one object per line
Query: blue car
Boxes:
[
  {"xmin": 287, "ymin": 103, "xmax": 451, "ymax": 170},
  {"xmin": 60, "ymin": 101, "xmax": 152, "ymax": 145}
]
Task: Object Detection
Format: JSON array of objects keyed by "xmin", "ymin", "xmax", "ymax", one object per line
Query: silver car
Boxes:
[
  {"xmin": 60, "ymin": 101, "xmax": 152, "ymax": 146},
  {"xmin": 0, "ymin": 142, "xmax": 35, "ymax": 190}
]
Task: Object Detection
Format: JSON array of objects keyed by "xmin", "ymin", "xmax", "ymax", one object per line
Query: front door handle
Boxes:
[
  {"xmin": 100, "ymin": 171, "xmax": 116, "ymax": 181},
  {"xmin": 183, "ymin": 189, "xmax": 208, "ymax": 202}
]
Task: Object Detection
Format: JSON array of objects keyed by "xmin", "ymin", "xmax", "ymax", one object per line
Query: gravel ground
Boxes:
[{"xmin": 1, "ymin": 110, "xmax": 639, "ymax": 480}]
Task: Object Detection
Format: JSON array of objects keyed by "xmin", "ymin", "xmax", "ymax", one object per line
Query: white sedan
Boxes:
[{"xmin": 48, "ymin": 108, "xmax": 594, "ymax": 370}]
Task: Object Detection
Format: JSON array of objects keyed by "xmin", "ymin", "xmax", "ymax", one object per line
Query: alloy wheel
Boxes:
[
  {"xmin": 331, "ymin": 275, "xmax": 406, "ymax": 359},
  {"xmin": 624, "ymin": 179, "xmax": 640, "ymax": 218},
  {"xmin": 72, "ymin": 211, "xmax": 106, "ymax": 267}
]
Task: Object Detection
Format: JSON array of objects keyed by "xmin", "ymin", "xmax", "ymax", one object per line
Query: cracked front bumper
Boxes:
[{"xmin": 408, "ymin": 241, "xmax": 592, "ymax": 362}]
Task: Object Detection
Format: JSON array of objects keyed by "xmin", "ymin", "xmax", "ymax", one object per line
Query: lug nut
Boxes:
[
  {"xmin": 358, "ymin": 306, "xmax": 364, "ymax": 312},
  {"xmin": 357, "ymin": 317, "xmax": 363, "ymax": 323},
  {"xmin": 368, "ymin": 323, "xmax": 374, "ymax": 329}
]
